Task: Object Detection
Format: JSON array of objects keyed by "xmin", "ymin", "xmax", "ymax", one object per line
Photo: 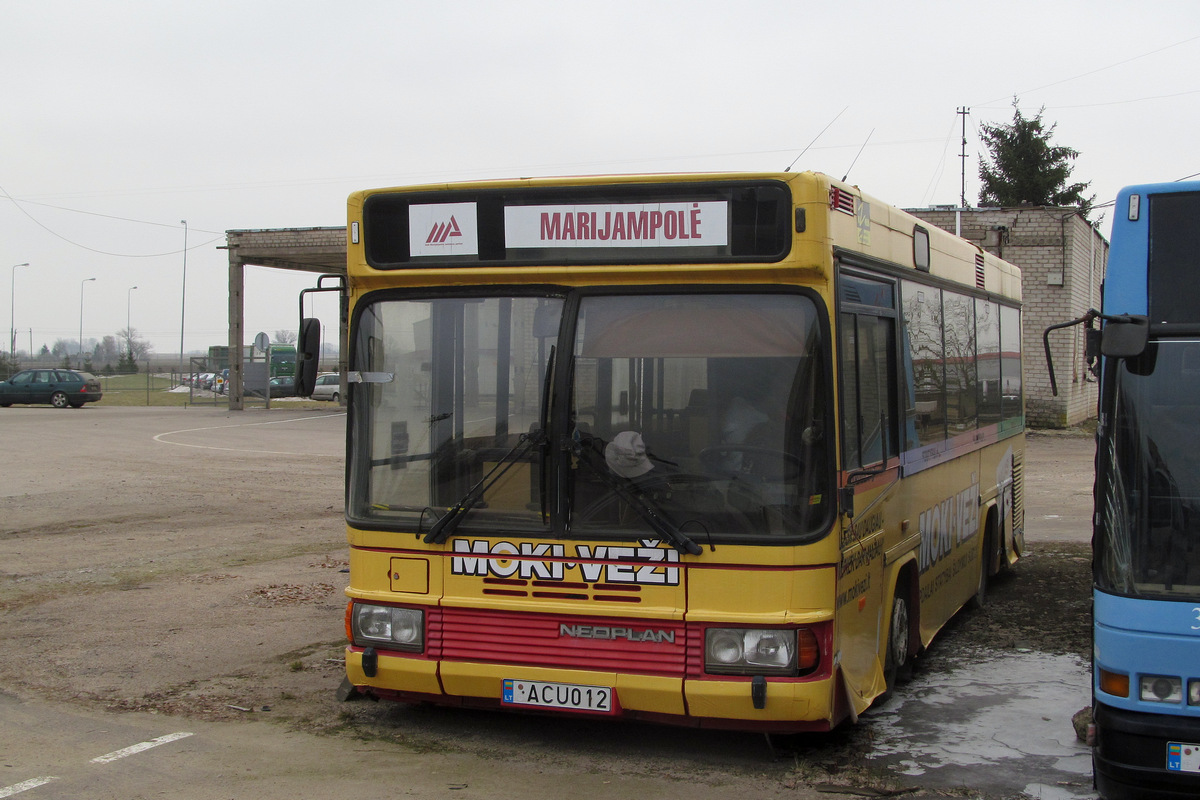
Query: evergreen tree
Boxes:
[{"xmin": 978, "ymin": 98, "xmax": 1094, "ymax": 216}]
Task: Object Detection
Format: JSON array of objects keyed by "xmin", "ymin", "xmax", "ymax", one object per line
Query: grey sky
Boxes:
[{"xmin": 3, "ymin": 0, "xmax": 1197, "ymax": 357}]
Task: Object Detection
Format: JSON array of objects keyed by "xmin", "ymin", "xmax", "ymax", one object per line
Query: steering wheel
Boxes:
[
  {"xmin": 573, "ymin": 470, "xmax": 756, "ymax": 535},
  {"xmin": 697, "ymin": 445, "xmax": 802, "ymax": 482}
]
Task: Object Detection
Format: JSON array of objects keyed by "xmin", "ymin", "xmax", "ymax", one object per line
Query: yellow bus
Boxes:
[{"xmin": 323, "ymin": 171, "xmax": 1025, "ymax": 732}]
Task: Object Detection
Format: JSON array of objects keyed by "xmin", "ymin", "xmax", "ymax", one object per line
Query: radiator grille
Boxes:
[
  {"xmin": 481, "ymin": 577, "xmax": 644, "ymax": 604},
  {"xmin": 432, "ymin": 607, "xmax": 687, "ymax": 676}
]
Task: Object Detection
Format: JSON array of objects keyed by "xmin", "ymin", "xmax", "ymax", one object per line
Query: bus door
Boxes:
[{"xmin": 836, "ymin": 270, "xmax": 903, "ymax": 704}]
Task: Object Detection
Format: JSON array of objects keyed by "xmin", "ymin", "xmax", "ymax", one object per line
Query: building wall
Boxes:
[{"xmin": 908, "ymin": 207, "xmax": 1108, "ymax": 428}]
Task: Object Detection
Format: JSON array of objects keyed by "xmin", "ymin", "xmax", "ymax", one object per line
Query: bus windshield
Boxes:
[
  {"xmin": 568, "ymin": 293, "xmax": 829, "ymax": 540},
  {"xmin": 348, "ymin": 290, "xmax": 832, "ymax": 543},
  {"xmin": 1097, "ymin": 339, "xmax": 1200, "ymax": 598}
]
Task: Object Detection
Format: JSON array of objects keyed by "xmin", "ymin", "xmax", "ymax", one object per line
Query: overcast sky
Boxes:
[{"xmin": 2, "ymin": 0, "xmax": 1197, "ymax": 361}]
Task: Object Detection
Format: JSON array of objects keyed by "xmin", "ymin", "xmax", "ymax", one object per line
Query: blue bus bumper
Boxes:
[{"xmin": 1095, "ymin": 703, "xmax": 1200, "ymax": 800}]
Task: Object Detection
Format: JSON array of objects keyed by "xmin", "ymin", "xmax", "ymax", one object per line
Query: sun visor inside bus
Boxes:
[{"xmin": 581, "ymin": 308, "xmax": 807, "ymax": 358}]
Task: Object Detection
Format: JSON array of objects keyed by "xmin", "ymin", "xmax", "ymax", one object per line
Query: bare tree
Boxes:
[
  {"xmin": 117, "ymin": 327, "xmax": 154, "ymax": 360},
  {"xmin": 273, "ymin": 329, "xmax": 298, "ymax": 345}
]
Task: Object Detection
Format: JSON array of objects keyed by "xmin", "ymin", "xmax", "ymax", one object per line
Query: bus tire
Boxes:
[
  {"xmin": 971, "ymin": 516, "xmax": 997, "ymax": 609},
  {"xmin": 883, "ymin": 579, "xmax": 914, "ymax": 697}
]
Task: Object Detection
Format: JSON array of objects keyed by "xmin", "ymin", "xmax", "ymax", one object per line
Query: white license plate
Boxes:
[
  {"xmin": 502, "ymin": 679, "xmax": 614, "ymax": 713},
  {"xmin": 1168, "ymin": 742, "xmax": 1200, "ymax": 773}
]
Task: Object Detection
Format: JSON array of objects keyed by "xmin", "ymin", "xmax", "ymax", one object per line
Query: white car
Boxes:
[{"xmin": 310, "ymin": 373, "xmax": 341, "ymax": 402}]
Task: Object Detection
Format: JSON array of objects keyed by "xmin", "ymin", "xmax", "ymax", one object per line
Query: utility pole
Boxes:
[{"xmin": 957, "ymin": 107, "xmax": 970, "ymax": 208}]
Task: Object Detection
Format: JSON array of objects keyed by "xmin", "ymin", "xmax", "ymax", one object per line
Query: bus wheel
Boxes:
[
  {"xmin": 884, "ymin": 588, "xmax": 913, "ymax": 696},
  {"xmin": 971, "ymin": 523, "xmax": 995, "ymax": 609}
]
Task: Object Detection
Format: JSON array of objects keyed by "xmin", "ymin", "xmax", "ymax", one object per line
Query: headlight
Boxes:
[
  {"xmin": 351, "ymin": 603, "xmax": 424, "ymax": 652},
  {"xmin": 1140, "ymin": 674, "xmax": 1183, "ymax": 704},
  {"xmin": 705, "ymin": 628, "xmax": 818, "ymax": 676},
  {"xmin": 1189, "ymin": 680, "xmax": 1200, "ymax": 706}
]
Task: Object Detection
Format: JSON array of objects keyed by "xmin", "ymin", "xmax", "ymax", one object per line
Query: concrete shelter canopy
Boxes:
[{"xmin": 222, "ymin": 227, "xmax": 347, "ymax": 409}]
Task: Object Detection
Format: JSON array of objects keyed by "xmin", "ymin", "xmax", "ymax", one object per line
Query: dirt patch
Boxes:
[{"xmin": 950, "ymin": 540, "xmax": 1092, "ymax": 660}]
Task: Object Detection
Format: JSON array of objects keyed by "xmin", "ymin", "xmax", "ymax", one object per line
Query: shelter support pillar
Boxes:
[{"xmin": 227, "ymin": 248, "xmax": 245, "ymax": 410}]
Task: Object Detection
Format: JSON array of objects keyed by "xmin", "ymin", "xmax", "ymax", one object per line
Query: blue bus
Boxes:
[{"xmin": 1053, "ymin": 181, "xmax": 1200, "ymax": 798}]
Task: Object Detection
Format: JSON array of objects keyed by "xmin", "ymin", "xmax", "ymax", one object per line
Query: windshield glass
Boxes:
[
  {"xmin": 349, "ymin": 295, "xmax": 562, "ymax": 533},
  {"xmin": 1097, "ymin": 339, "xmax": 1200, "ymax": 598},
  {"xmin": 348, "ymin": 290, "xmax": 832, "ymax": 544},
  {"xmin": 567, "ymin": 293, "xmax": 830, "ymax": 541}
]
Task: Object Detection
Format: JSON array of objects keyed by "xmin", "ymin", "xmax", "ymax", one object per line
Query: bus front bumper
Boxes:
[
  {"xmin": 345, "ymin": 647, "xmax": 839, "ymax": 732},
  {"xmin": 1094, "ymin": 702, "xmax": 1200, "ymax": 800}
]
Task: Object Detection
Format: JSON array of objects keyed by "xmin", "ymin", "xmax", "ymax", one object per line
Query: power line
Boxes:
[
  {"xmin": 974, "ymin": 88, "xmax": 1200, "ymax": 112},
  {"xmin": 1045, "ymin": 88, "xmax": 1200, "ymax": 110},
  {"xmin": 973, "ymin": 33, "xmax": 1200, "ymax": 107},
  {"xmin": 0, "ymin": 193, "xmax": 224, "ymax": 234},
  {"xmin": 920, "ymin": 113, "xmax": 960, "ymax": 206},
  {"xmin": 1, "ymin": 184, "xmax": 222, "ymax": 257}
]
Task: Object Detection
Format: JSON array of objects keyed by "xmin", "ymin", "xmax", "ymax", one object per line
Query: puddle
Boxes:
[{"xmin": 862, "ymin": 648, "xmax": 1098, "ymax": 799}]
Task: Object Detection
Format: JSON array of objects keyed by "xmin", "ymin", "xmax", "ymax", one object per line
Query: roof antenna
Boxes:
[
  {"xmin": 784, "ymin": 107, "xmax": 848, "ymax": 172},
  {"xmin": 842, "ymin": 128, "xmax": 874, "ymax": 182}
]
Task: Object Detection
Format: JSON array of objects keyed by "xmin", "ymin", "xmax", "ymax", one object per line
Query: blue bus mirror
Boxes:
[{"xmin": 1101, "ymin": 315, "xmax": 1149, "ymax": 359}]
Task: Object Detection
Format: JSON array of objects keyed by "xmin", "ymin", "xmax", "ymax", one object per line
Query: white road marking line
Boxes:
[
  {"xmin": 90, "ymin": 731, "xmax": 194, "ymax": 764},
  {"xmin": 0, "ymin": 777, "xmax": 58, "ymax": 798},
  {"xmin": 152, "ymin": 413, "xmax": 345, "ymax": 454}
]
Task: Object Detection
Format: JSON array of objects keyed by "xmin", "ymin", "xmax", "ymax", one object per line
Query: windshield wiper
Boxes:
[
  {"xmin": 571, "ymin": 437, "xmax": 702, "ymax": 556},
  {"xmin": 424, "ymin": 429, "xmax": 546, "ymax": 544}
]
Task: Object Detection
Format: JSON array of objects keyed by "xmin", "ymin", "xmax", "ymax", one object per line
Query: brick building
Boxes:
[{"xmin": 908, "ymin": 206, "xmax": 1107, "ymax": 428}]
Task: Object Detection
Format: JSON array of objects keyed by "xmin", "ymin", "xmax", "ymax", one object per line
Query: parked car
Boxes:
[
  {"xmin": 310, "ymin": 373, "xmax": 341, "ymax": 402},
  {"xmin": 270, "ymin": 376, "xmax": 296, "ymax": 398},
  {"xmin": 0, "ymin": 369, "xmax": 103, "ymax": 408},
  {"xmin": 247, "ymin": 376, "xmax": 297, "ymax": 399}
]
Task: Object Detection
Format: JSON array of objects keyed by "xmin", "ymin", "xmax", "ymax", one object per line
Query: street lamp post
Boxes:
[
  {"xmin": 179, "ymin": 220, "xmax": 187, "ymax": 374},
  {"xmin": 79, "ymin": 277, "xmax": 96, "ymax": 369},
  {"xmin": 127, "ymin": 285, "xmax": 138, "ymax": 362},
  {"xmin": 9, "ymin": 262, "xmax": 29, "ymax": 361}
]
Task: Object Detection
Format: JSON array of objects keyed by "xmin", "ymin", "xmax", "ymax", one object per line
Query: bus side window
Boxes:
[
  {"xmin": 840, "ymin": 312, "xmax": 898, "ymax": 470},
  {"xmin": 838, "ymin": 271, "xmax": 900, "ymax": 471}
]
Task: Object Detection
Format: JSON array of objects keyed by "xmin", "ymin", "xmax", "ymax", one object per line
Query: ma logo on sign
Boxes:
[{"xmin": 426, "ymin": 216, "xmax": 463, "ymax": 245}]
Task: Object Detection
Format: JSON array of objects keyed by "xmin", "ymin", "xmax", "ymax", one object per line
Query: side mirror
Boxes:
[
  {"xmin": 295, "ymin": 318, "xmax": 321, "ymax": 396},
  {"xmin": 1101, "ymin": 315, "xmax": 1149, "ymax": 359}
]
